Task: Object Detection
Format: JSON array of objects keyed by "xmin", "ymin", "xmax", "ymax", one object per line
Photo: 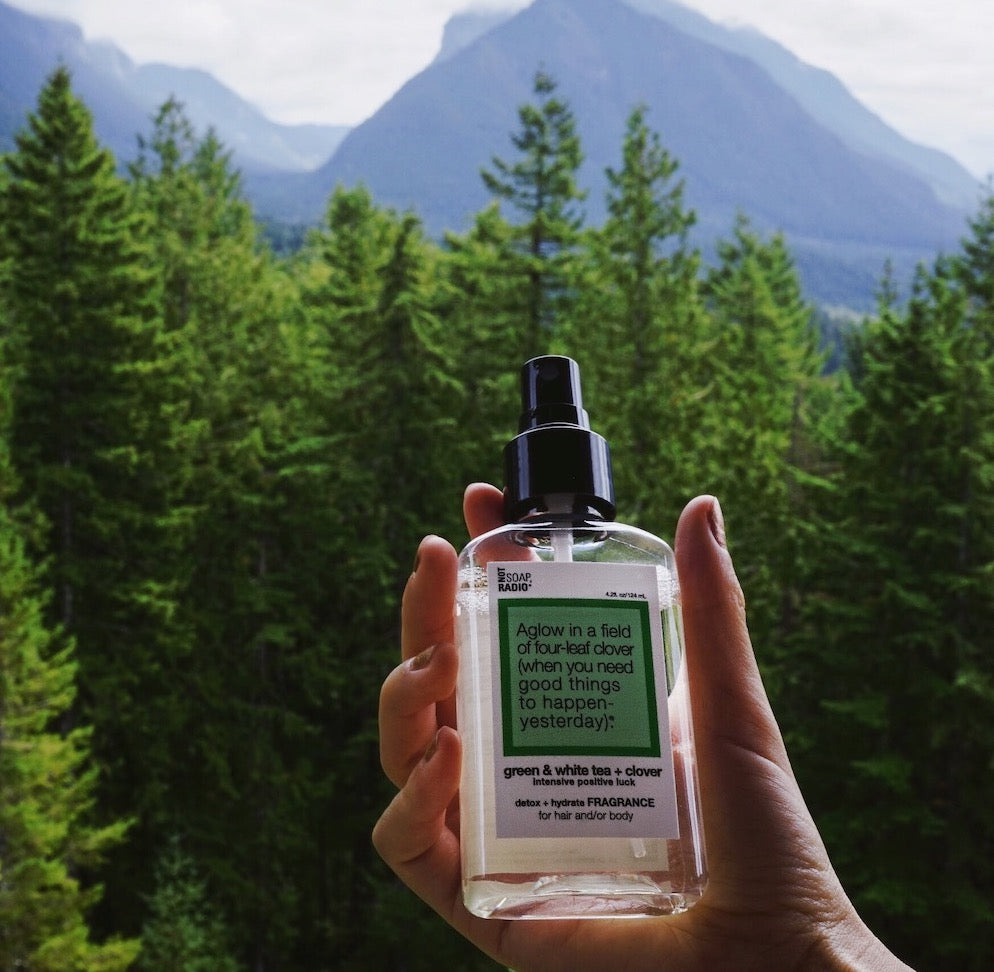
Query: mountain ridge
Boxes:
[
  {"xmin": 435, "ymin": 0, "xmax": 977, "ymax": 210},
  {"xmin": 625, "ymin": 0, "xmax": 978, "ymax": 210},
  {"xmin": 299, "ymin": 0, "xmax": 972, "ymax": 305},
  {"xmin": 0, "ymin": 0, "xmax": 347, "ymax": 173},
  {"xmin": 1, "ymin": 0, "xmax": 981, "ymax": 308}
]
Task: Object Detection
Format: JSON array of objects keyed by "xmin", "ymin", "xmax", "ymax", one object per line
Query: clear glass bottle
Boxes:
[{"xmin": 456, "ymin": 356, "xmax": 707, "ymax": 920}]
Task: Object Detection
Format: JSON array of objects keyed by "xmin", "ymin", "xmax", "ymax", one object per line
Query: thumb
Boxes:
[
  {"xmin": 674, "ymin": 496, "xmax": 804, "ymax": 898},
  {"xmin": 675, "ymin": 495, "xmax": 788, "ymax": 770}
]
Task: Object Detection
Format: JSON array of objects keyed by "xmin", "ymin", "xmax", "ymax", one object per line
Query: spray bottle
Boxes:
[{"xmin": 455, "ymin": 355, "xmax": 707, "ymax": 919}]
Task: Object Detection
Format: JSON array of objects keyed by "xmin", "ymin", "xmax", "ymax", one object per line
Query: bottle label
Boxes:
[{"xmin": 488, "ymin": 561, "xmax": 680, "ymax": 839}]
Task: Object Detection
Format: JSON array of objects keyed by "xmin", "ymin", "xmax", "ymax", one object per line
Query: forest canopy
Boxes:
[{"xmin": 0, "ymin": 67, "xmax": 992, "ymax": 970}]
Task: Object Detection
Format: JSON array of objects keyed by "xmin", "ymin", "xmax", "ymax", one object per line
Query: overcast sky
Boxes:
[{"xmin": 9, "ymin": 0, "xmax": 994, "ymax": 177}]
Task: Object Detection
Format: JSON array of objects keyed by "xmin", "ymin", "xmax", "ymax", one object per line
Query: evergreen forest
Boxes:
[{"xmin": 1, "ymin": 66, "xmax": 993, "ymax": 971}]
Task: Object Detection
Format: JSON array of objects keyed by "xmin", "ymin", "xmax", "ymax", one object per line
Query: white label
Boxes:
[{"xmin": 488, "ymin": 561, "xmax": 680, "ymax": 840}]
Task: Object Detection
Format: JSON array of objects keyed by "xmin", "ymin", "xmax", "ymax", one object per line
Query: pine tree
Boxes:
[
  {"xmin": 440, "ymin": 204, "xmax": 524, "ymax": 489},
  {"xmin": 130, "ymin": 100, "xmax": 339, "ymax": 966},
  {"xmin": 480, "ymin": 70, "xmax": 586, "ymax": 346},
  {"xmin": 700, "ymin": 217, "xmax": 825, "ymax": 653},
  {"xmin": 0, "ymin": 517, "xmax": 139, "ymax": 970},
  {"xmin": 0, "ymin": 66, "xmax": 172, "ymax": 938},
  {"xmin": 441, "ymin": 72, "xmax": 589, "ymax": 497},
  {"xmin": 304, "ymin": 185, "xmax": 458, "ymax": 569},
  {"xmin": 301, "ymin": 185, "xmax": 476, "ymax": 966},
  {"xmin": 568, "ymin": 106, "xmax": 704, "ymax": 532},
  {"xmin": 0, "ymin": 306, "xmax": 138, "ymax": 968},
  {"xmin": 1, "ymin": 67, "xmax": 162, "ymax": 629},
  {"xmin": 942, "ymin": 190, "xmax": 994, "ymax": 968},
  {"xmin": 139, "ymin": 837, "xmax": 238, "ymax": 972},
  {"xmin": 798, "ymin": 249, "xmax": 994, "ymax": 968},
  {"xmin": 959, "ymin": 185, "xmax": 994, "ymax": 312}
]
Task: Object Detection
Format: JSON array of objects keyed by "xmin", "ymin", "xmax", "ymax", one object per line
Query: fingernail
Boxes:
[
  {"xmin": 423, "ymin": 730, "xmax": 440, "ymax": 763},
  {"xmin": 413, "ymin": 535, "xmax": 442, "ymax": 575},
  {"xmin": 409, "ymin": 644, "xmax": 436, "ymax": 671},
  {"xmin": 708, "ymin": 497, "xmax": 727, "ymax": 549}
]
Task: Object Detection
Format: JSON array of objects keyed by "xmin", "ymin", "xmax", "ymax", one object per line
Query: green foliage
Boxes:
[
  {"xmin": 700, "ymin": 216, "xmax": 827, "ymax": 653},
  {"xmin": 0, "ymin": 66, "xmax": 154, "ymax": 966},
  {"xmin": 794, "ymin": 247, "xmax": 994, "ymax": 967},
  {"xmin": 139, "ymin": 837, "xmax": 239, "ymax": 972},
  {"xmin": 1, "ymin": 65, "xmax": 993, "ymax": 972},
  {"xmin": 1, "ymin": 66, "xmax": 162, "ymax": 626},
  {"xmin": 297, "ymin": 185, "xmax": 478, "ymax": 965},
  {"xmin": 0, "ymin": 498, "xmax": 139, "ymax": 971},
  {"xmin": 0, "ymin": 62, "xmax": 172, "ymax": 739},
  {"xmin": 568, "ymin": 104, "xmax": 705, "ymax": 531},
  {"xmin": 0, "ymin": 301, "xmax": 137, "ymax": 966},
  {"xmin": 442, "ymin": 203, "xmax": 547, "ymax": 502},
  {"xmin": 129, "ymin": 98, "xmax": 344, "ymax": 966},
  {"xmin": 480, "ymin": 70, "xmax": 586, "ymax": 344}
]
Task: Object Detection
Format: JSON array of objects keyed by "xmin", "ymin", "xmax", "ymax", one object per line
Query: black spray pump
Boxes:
[{"xmin": 503, "ymin": 355, "xmax": 616, "ymax": 522}]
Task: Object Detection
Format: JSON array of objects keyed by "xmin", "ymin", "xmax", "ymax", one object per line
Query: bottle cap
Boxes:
[{"xmin": 503, "ymin": 356, "xmax": 616, "ymax": 521}]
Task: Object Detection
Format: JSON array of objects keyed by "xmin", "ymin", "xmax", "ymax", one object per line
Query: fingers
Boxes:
[
  {"xmin": 379, "ymin": 641, "xmax": 458, "ymax": 788},
  {"xmin": 401, "ymin": 534, "xmax": 457, "ymax": 661},
  {"xmin": 463, "ymin": 482, "xmax": 538, "ymax": 564},
  {"xmin": 372, "ymin": 725, "xmax": 464, "ymax": 913},
  {"xmin": 464, "ymin": 482, "xmax": 505, "ymax": 538},
  {"xmin": 385, "ymin": 534, "xmax": 459, "ymax": 787}
]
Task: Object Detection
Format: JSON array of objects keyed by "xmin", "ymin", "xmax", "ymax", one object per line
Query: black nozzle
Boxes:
[
  {"xmin": 504, "ymin": 355, "xmax": 616, "ymax": 522},
  {"xmin": 518, "ymin": 355, "xmax": 590, "ymax": 431}
]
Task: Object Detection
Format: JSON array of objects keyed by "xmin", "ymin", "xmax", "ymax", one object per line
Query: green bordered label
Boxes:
[
  {"xmin": 497, "ymin": 597, "xmax": 661, "ymax": 757},
  {"xmin": 487, "ymin": 560, "xmax": 680, "ymax": 840}
]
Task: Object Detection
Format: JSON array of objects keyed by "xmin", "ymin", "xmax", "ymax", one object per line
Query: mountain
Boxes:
[
  {"xmin": 1, "ymin": 0, "xmax": 981, "ymax": 308},
  {"xmin": 437, "ymin": 0, "xmax": 978, "ymax": 211},
  {"xmin": 302, "ymin": 0, "xmax": 978, "ymax": 307},
  {"xmin": 0, "ymin": 0, "xmax": 347, "ymax": 172},
  {"xmin": 621, "ymin": 0, "xmax": 979, "ymax": 211},
  {"xmin": 435, "ymin": 9, "xmax": 514, "ymax": 63}
]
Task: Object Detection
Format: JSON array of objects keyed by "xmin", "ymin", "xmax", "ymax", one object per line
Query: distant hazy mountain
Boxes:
[
  {"xmin": 434, "ymin": 9, "xmax": 514, "ymax": 63},
  {"xmin": 436, "ymin": 0, "xmax": 978, "ymax": 212},
  {"xmin": 302, "ymin": 0, "xmax": 976, "ymax": 307},
  {"xmin": 1, "ymin": 0, "xmax": 981, "ymax": 308},
  {"xmin": 0, "ymin": 0, "xmax": 347, "ymax": 172}
]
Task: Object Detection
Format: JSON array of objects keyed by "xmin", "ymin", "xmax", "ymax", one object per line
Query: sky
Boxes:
[{"xmin": 9, "ymin": 0, "xmax": 994, "ymax": 178}]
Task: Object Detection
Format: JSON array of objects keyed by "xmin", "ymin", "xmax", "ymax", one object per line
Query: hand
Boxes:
[{"xmin": 373, "ymin": 485, "xmax": 911, "ymax": 971}]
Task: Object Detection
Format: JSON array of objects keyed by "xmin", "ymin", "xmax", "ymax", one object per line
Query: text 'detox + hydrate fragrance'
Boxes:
[{"xmin": 455, "ymin": 355, "xmax": 707, "ymax": 919}]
